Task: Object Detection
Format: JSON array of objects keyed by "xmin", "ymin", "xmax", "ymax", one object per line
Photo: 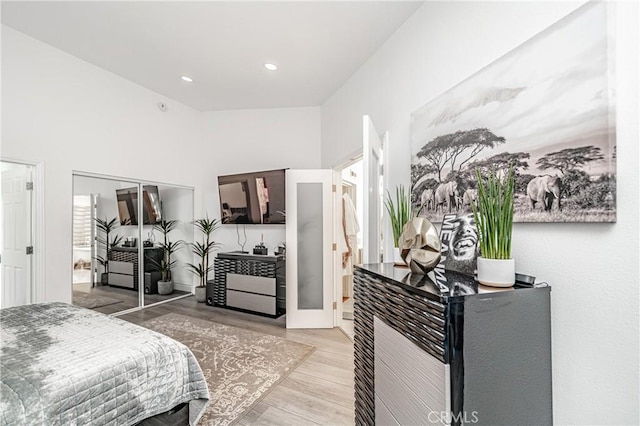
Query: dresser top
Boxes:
[
  {"xmin": 217, "ymin": 251, "xmax": 285, "ymax": 263},
  {"xmin": 355, "ymin": 263, "xmax": 549, "ymax": 302},
  {"xmin": 111, "ymin": 246, "xmax": 162, "ymax": 252}
]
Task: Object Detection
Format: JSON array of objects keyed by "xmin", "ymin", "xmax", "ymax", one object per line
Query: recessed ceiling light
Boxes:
[
  {"xmin": 181, "ymin": 75, "xmax": 193, "ymax": 82},
  {"xmin": 264, "ymin": 63, "xmax": 278, "ymax": 71}
]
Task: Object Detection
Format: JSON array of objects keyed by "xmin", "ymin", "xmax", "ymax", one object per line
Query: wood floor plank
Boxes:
[
  {"xmin": 279, "ymin": 371, "xmax": 355, "ymax": 410},
  {"xmin": 303, "ymin": 348, "xmax": 354, "ymax": 369},
  {"xmin": 259, "ymin": 385, "xmax": 355, "ymax": 425},
  {"xmin": 283, "ymin": 329, "xmax": 354, "ymax": 354},
  {"xmin": 294, "ymin": 356, "xmax": 355, "ymax": 388},
  {"xmin": 238, "ymin": 402, "xmax": 322, "ymax": 426}
]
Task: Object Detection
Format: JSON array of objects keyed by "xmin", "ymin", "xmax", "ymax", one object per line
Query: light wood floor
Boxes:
[{"xmin": 119, "ymin": 297, "xmax": 356, "ymax": 425}]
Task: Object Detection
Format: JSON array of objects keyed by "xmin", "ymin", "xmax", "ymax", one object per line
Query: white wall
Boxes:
[
  {"xmin": 321, "ymin": 1, "xmax": 639, "ymax": 424},
  {"xmin": 2, "ymin": 26, "xmax": 205, "ymax": 301},
  {"xmin": 201, "ymin": 107, "xmax": 321, "ymax": 254},
  {"xmin": 2, "ymin": 25, "xmax": 322, "ymax": 300}
]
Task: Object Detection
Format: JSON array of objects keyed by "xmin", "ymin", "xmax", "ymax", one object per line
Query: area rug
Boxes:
[
  {"xmin": 140, "ymin": 313, "xmax": 315, "ymax": 426},
  {"xmin": 72, "ymin": 291, "xmax": 123, "ymax": 309}
]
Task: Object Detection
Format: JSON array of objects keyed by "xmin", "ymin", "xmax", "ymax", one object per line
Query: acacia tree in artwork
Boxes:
[
  {"xmin": 451, "ymin": 151, "xmax": 530, "ymax": 188},
  {"xmin": 536, "ymin": 145, "xmax": 604, "ymax": 175},
  {"xmin": 469, "ymin": 151, "xmax": 531, "ymax": 175},
  {"xmin": 416, "ymin": 140, "xmax": 449, "ymax": 183},
  {"xmin": 416, "ymin": 128, "xmax": 506, "ymax": 182},
  {"xmin": 411, "ymin": 163, "xmax": 437, "ymax": 185}
]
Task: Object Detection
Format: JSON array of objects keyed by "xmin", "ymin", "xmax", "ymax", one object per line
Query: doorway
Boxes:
[
  {"xmin": 336, "ymin": 158, "xmax": 364, "ymax": 338},
  {"xmin": 334, "ymin": 116, "xmax": 387, "ymax": 336},
  {"xmin": 1, "ymin": 160, "xmax": 36, "ymax": 308}
]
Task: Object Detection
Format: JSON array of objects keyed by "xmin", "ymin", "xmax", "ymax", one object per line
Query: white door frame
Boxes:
[
  {"xmin": 380, "ymin": 132, "xmax": 391, "ymax": 262},
  {"xmin": 363, "ymin": 116, "xmax": 389, "ymax": 265},
  {"xmin": 285, "ymin": 169, "xmax": 335, "ymax": 328},
  {"xmin": 0, "ymin": 157, "xmax": 45, "ymax": 304},
  {"xmin": 333, "ymin": 170, "xmax": 343, "ymax": 328}
]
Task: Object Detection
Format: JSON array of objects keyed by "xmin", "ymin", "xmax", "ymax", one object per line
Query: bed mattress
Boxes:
[{"xmin": 0, "ymin": 302, "xmax": 209, "ymax": 425}]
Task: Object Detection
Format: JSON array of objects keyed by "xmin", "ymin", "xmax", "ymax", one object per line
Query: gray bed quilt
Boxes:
[{"xmin": 0, "ymin": 302, "xmax": 209, "ymax": 425}]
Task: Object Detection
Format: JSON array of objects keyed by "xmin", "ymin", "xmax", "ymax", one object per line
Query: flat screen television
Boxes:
[
  {"xmin": 116, "ymin": 185, "xmax": 162, "ymax": 225},
  {"xmin": 218, "ymin": 169, "xmax": 286, "ymax": 225}
]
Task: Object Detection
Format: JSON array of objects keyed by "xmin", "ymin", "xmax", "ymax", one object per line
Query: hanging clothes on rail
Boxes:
[{"xmin": 341, "ymin": 192, "xmax": 360, "ymax": 272}]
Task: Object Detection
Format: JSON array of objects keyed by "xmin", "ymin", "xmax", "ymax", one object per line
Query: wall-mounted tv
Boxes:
[
  {"xmin": 218, "ymin": 169, "xmax": 286, "ymax": 225},
  {"xmin": 116, "ymin": 185, "xmax": 162, "ymax": 225}
]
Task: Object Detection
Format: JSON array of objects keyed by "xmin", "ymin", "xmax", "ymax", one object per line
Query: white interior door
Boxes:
[
  {"xmin": 363, "ymin": 115, "xmax": 384, "ymax": 264},
  {"xmin": 333, "ymin": 170, "xmax": 343, "ymax": 327},
  {"xmin": 286, "ymin": 169, "xmax": 334, "ymax": 329},
  {"xmin": 1, "ymin": 165, "xmax": 32, "ymax": 308}
]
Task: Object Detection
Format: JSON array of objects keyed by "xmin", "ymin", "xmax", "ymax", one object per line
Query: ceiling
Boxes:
[{"xmin": 2, "ymin": 1, "xmax": 423, "ymax": 112}]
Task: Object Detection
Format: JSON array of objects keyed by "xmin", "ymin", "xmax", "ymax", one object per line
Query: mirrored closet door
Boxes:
[
  {"xmin": 72, "ymin": 173, "xmax": 194, "ymax": 314},
  {"xmin": 144, "ymin": 184, "xmax": 194, "ymax": 306}
]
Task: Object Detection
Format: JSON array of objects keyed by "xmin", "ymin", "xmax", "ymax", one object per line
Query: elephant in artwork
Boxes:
[
  {"xmin": 420, "ymin": 188, "xmax": 435, "ymax": 212},
  {"xmin": 462, "ymin": 188, "xmax": 477, "ymax": 210},
  {"xmin": 434, "ymin": 181, "xmax": 459, "ymax": 213},
  {"xmin": 527, "ymin": 175, "xmax": 562, "ymax": 211}
]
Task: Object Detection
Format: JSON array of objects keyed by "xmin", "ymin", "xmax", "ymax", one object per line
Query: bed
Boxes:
[{"xmin": 0, "ymin": 302, "xmax": 209, "ymax": 425}]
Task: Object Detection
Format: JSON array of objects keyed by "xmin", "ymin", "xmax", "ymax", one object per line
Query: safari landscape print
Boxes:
[{"xmin": 411, "ymin": 1, "xmax": 615, "ymax": 223}]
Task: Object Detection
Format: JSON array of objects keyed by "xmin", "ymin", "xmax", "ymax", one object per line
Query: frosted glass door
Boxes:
[{"xmin": 285, "ymin": 170, "xmax": 334, "ymax": 329}]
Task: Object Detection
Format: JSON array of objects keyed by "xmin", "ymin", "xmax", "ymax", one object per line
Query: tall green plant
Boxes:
[
  {"xmin": 471, "ymin": 167, "xmax": 515, "ymax": 260},
  {"xmin": 151, "ymin": 219, "xmax": 183, "ymax": 282},
  {"xmin": 384, "ymin": 185, "xmax": 412, "ymax": 247},
  {"xmin": 187, "ymin": 217, "xmax": 221, "ymax": 287},
  {"xmin": 94, "ymin": 217, "xmax": 122, "ymax": 274},
  {"xmin": 186, "ymin": 241, "xmax": 217, "ymax": 288}
]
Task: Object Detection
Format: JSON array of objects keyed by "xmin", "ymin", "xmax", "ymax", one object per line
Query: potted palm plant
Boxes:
[
  {"xmin": 471, "ymin": 166, "xmax": 516, "ymax": 287},
  {"xmin": 94, "ymin": 217, "xmax": 122, "ymax": 285},
  {"xmin": 384, "ymin": 185, "xmax": 412, "ymax": 265},
  {"xmin": 187, "ymin": 217, "xmax": 220, "ymax": 302},
  {"xmin": 152, "ymin": 219, "xmax": 183, "ymax": 295}
]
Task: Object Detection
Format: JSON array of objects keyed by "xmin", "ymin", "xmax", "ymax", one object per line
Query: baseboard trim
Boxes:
[{"xmin": 174, "ymin": 282, "xmax": 194, "ymax": 293}]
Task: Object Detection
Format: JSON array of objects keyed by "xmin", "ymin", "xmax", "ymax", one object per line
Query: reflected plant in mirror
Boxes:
[
  {"xmin": 150, "ymin": 219, "xmax": 184, "ymax": 295},
  {"xmin": 94, "ymin": 217, "xmax": 123, "ymax": 284}
]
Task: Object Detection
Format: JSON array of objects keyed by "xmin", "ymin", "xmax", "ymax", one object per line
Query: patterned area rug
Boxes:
[
  {"xmin": 141, "ymin": 313, "xmax": 315, "ymax": 426},
  {"xmin": 72, "ymin": 291, "xmax": 123, "ymax": 309}
]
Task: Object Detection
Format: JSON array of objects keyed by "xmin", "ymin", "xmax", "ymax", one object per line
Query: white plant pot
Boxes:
[
  {"xmin": 194, "ymin": 286, "xmax": 207, "ymax": 303},
  {"xmin": 477, "ymin": 257, "xmax": 515, "ymax": 287},
  {"xmin": 157, "ymin": 280, "xmax": 174, "ymax": 295}
]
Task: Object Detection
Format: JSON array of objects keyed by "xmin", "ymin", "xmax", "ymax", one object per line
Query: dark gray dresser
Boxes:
[
  {"xmin": 107, "ymin": 246, "xmax": 162, "ymax": 292},
  {"xmin": 208, "ymin": 252, "xmax": 285, "ymax": 317},
  {"xmin": 354, "ymin": 264, "xmax": 552, "ymax": 426}
]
